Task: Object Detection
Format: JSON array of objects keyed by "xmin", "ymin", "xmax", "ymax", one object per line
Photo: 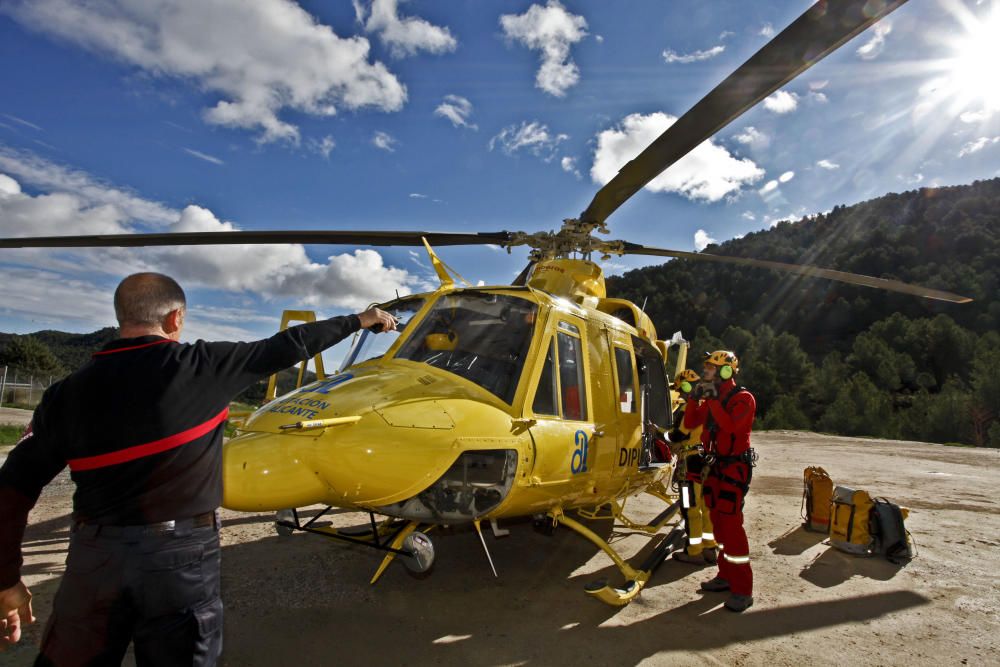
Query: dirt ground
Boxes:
[{"xmin": 2, "ymin": 424, "xmax": 998, "ymax": 666}]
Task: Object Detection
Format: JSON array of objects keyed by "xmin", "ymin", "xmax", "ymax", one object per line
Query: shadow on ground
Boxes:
[{"xmin": 6, "ymin": 511, "xmax": 928, "ymax": 667}]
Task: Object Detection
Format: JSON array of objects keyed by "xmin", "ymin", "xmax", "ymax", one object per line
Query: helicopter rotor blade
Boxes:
[
  {"xmin": 0, "ymin": 230, "xmax": 516, "ymax": 249},
  {"xmin": 620, "ymin": 242, "xmax": 972, "ymax": 304},
  {"xmin": 579, "ymin": 0, "xmax": 909, "ymax": 228}
]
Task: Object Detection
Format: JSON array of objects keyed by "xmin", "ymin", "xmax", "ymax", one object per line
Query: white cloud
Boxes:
[
  {"xmin": 808, "ymin": 91, "xmax": 829, "ymax": 104},
  {"xmin": 309, "ymin": 135, "xmax": 336, "ymax": 159},
  {"xmin": 0, "ymin": 159, "xmax": 422, "ymax": 312},
  {"xmin": 1, "ymin": 0, "xmax": 407, "ymax": 144},
  {"xmin": 355, "ymin": 0, "xmax": 456, "ymax": 58},
  {"xmin": 489, "ymin": 121, "xmax": 568, "ymax": 161},
  {"xmin": 767, "ymin": 213, "xmax": 797, "ymax": 228},
  {"xmin": 694, "ymin": 229, "xmax": 716, "ymax": 251},
  {"xmin": 719, "ymin": 30, "xmax": 735, "ymax": 41},
  {"xmin": 500, "ymin": 0, "xmax": 588, "ymax": 97},
  {"xmin": 733, "ymin": 126, "xmax": 769, "ymax": 149},
  {"xmin": 591, "ymin": 112, "xmax": 764, "ymax": 202},
  {"xmin": 0, "ymin": 145, "xmax": 175, "ymax": 224},
  {"xmin": 560, "ymin": 156, "xmax": 581, "ymax": 178},
  {"xmin": 0, "ymin": 174, "xmax": 21, "ymax": 197},
  {"xmin": 856, "ymin": 21, "xmax": 892, "ymax": 60},
  {"xmin": 434, "ymin": 95, "xmax": 477, "ymax": 130},
  {"xmin": 594, "ymin": 34, "xmax": 604, "ymax": 44},
  {"xmin": 960, "ymin": 109, "xmax": 993, "ymax": 123},
  {"xmin": 763, "ymin": 90, "xmax": 798, "ymax": 114},
  {"xmin": 778, "ymin": 170, "xmax": 794, "ymax": 183},
  {"xmin": 373, "ymin": 131, "xmax": 397, "ymax": 152},
  {"xmin": 2, "ymin": 114, "xmax": 43, "ymax": 131},
  {"xmin": 957, "ymin": 136, "xmax": 999, "ymax": 157},
  {"xmin": 741, "ymin": 211, "xmax": 756, "ymax": 221},
  {"xmin": 409, "ymin": 193, "xmax": 427, "ymax": 199},
  {"xmin": 759, "ymin": 180, "xmax": 778, "ymax": 195},
  {"xmin": 183, "ymin": 148, "xmax": 225, "ymax": 165},
  {"xmin": 816, "ymin": 159, "xmax": 840, "ymax": 170},
  {"xmin": 759, "ymin": 23, "xmax": 775, "ymax": 38},
  {"xmin": 662, "ymin": 45, "xmax": 724, "ymax": 64}
]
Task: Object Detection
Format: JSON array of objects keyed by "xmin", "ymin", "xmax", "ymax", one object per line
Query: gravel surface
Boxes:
[{"xmin": 5, "ymin": 431, "xmax": 1000, "ymax": 666}]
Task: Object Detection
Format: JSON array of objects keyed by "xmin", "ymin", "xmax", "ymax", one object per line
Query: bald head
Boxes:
[{"xmin": 114, "ymin": 273, "xmax": 186, "ymax": 329}]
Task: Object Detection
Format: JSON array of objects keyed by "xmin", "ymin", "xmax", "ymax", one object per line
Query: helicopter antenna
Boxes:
[{"xmin": 473, "ymin": 520, "xmax": 499, "ymax": 577}]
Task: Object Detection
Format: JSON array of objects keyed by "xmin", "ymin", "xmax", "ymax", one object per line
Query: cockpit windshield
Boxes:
[
  {"xmin": 396, "ymin": 292, "xmax": 538, "ymax": 404},
  {"xmin": 339, "ymin": 297, "xmax": 426, "ymax": 371}
]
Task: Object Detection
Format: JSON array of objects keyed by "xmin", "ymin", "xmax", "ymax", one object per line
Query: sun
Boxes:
[{"xmin": 946, "ymin": 3, "xmax": 1000, "ymax": 112}]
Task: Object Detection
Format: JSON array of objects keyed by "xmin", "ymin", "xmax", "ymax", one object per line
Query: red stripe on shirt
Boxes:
[
  {"xmin": 67, "ymin": 407, "xmax": 230, "ymax": 472},
  {"xmin": 92, "ymin": 339, "xmax": 175, "ymax": 357}
]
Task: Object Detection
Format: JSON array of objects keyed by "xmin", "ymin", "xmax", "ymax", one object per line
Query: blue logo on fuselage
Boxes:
[
  {"xmin": 571, "ymin": 430, "xmax": 589, "ymax": 474},
  {"xmin": 306, "ymin": 373, "xmax": 355, "ymax": 395}
]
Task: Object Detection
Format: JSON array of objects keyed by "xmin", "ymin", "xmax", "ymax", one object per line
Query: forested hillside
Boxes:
[{"xmin": 607, "ymin": 178, "xmax": 1000, "ymax": 447}]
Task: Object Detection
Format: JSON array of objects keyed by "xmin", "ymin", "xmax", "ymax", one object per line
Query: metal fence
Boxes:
[{"xmin": 0, "ymin": 365, "xmax": 57, "ymax": 409}]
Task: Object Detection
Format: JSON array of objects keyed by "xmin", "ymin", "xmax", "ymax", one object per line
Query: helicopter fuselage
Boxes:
[{"xmin": 222, "ymin": 265, "xmax": 681, "ymax": 524}]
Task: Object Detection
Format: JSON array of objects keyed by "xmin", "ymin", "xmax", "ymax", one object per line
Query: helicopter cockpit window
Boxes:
[
  {"xmin": 396, "ymin": 292, "xmax": 538, "ymax": 404},
  {"xmin": 557, "ymin": 328, "xmax": 587, "ymax": 421},
  {"xmin": 614, "ymin": 347, "xmax": 636, "ymax": 414},
  {"xmin": 531, "ymin": 340, "xmax": 558, "ymax": 416},
  {"xmin": 339, "ymin": 297, "xmax": 426, "ymax": 371}
]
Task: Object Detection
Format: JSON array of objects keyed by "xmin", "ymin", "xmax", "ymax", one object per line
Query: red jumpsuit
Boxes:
[{"xmin": 684, "ymin": 379, "xmax": 756, "ymax": 596}]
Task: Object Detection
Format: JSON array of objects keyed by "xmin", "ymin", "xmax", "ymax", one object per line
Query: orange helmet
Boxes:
[
  {"xmin": 704, "ymin": 350, "xmax": 739, "ymax": 380},
  {"xmin": 673, "ymin": 369, "xmax": 700, "ymax": 394}
]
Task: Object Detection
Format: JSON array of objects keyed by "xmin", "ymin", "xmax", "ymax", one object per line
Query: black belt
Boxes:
[{"xmin": 73, "ymin": 510, "xmax": 218, "ymax": 539}]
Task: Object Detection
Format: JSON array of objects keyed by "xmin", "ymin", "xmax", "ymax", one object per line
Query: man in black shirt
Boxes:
[{"xmin": 0, "ymin": 272, "xmax": 396, "ymax": 665}]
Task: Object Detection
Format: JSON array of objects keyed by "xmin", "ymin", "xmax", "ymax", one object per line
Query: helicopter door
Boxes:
[
  {"xmin": 525, "ymin": 318, "xmax": 595, "ymax": 488},
  {"xmin": 633, "ymin": 335, "xmax": 671, "ymax": 465},
  {"xmin": 610, "ymin": 342, "xmax": 643, "ymax": 474}
]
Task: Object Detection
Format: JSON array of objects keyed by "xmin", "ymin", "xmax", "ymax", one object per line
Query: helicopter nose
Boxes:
[{"xmin": 221, "ymin": 425, "xmax": 471, "ymax": 512}]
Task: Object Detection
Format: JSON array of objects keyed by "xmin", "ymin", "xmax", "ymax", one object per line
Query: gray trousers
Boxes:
[{"xmin": 35, "ymin": 521, "xmax": 222, "ymax": 667}]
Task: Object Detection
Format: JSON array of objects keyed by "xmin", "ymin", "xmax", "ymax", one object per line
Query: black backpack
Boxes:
[{"xmin": 871, "ymin": 497, "xmax": 915, "ymax": 564}]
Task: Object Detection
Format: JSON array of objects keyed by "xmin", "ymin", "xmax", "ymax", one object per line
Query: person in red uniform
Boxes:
[
  {"xmin": 0, "ymin": 272, "xmax": 396, "ymax": 665},
  {"xmin": 683, "ymin": 350, "xmax": 756, "ymax": 613}
]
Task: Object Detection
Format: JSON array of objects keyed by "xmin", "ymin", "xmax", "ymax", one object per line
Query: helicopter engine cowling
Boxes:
[{"xmin": 374, "ymin": 448, "xmax": 518, "ymax": 522}]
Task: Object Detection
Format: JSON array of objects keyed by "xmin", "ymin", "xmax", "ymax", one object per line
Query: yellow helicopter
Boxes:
[{"xmin": 0, "ymin": 0, "xmax": 971, "ymax": 605}]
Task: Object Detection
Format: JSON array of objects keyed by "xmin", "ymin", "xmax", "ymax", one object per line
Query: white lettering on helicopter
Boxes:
[{"xmin": 571, "ymin": 430, "xmax": 589, "ymax": 474}]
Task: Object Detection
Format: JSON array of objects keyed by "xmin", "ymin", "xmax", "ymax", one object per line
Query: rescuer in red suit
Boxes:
[{"xmin": 683, "ymin": 350, "xmax": 757, "ymax": 613}]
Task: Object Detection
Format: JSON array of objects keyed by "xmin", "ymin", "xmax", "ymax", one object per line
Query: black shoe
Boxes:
[
  {"xmin": 702, "ymin": 547, "xmax": 718, "ymax": 564},
  {"xmin": 699, "ymin": 576, "xmax": 730, "ymax": 592},
  {"xmin": 672, "ymin": 551, "xmax": 706, "ymax": 565},
  {"xmin": 724, "ymin": 594, "xmax": 754, "ymax": 612}
]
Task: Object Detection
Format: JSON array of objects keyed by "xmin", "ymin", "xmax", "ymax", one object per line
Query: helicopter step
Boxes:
[{"xmin": 549, "ymin": 494, "xmax": 684, "ymax": 606}]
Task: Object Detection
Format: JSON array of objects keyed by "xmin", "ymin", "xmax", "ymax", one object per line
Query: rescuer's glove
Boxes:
[{"xmin": 692, "ymin": 381, "xmax": 718, "ymax": 400}]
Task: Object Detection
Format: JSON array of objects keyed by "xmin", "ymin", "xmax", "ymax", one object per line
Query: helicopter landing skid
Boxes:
[
  {"xmin": 275, "ymin": 507, "xmax": 416, "ymax": 557},
  {"xmin": 549, "ymin": 498, "xmax": 684, "ymax": 606}
]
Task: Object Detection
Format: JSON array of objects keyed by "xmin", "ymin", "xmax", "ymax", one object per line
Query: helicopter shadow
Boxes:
[
  {"xmin": 7, "ymin": 509, "xmax": 930, "ymax": 667},
  {"xmin": 213, "ymin": 513, "xmax": 928, "ymax": 667}
]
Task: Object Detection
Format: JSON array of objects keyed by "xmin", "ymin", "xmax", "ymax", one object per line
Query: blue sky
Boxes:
[{"xmin": 1, "ymin": 0, "xmax": 999, "ymax": 358}]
